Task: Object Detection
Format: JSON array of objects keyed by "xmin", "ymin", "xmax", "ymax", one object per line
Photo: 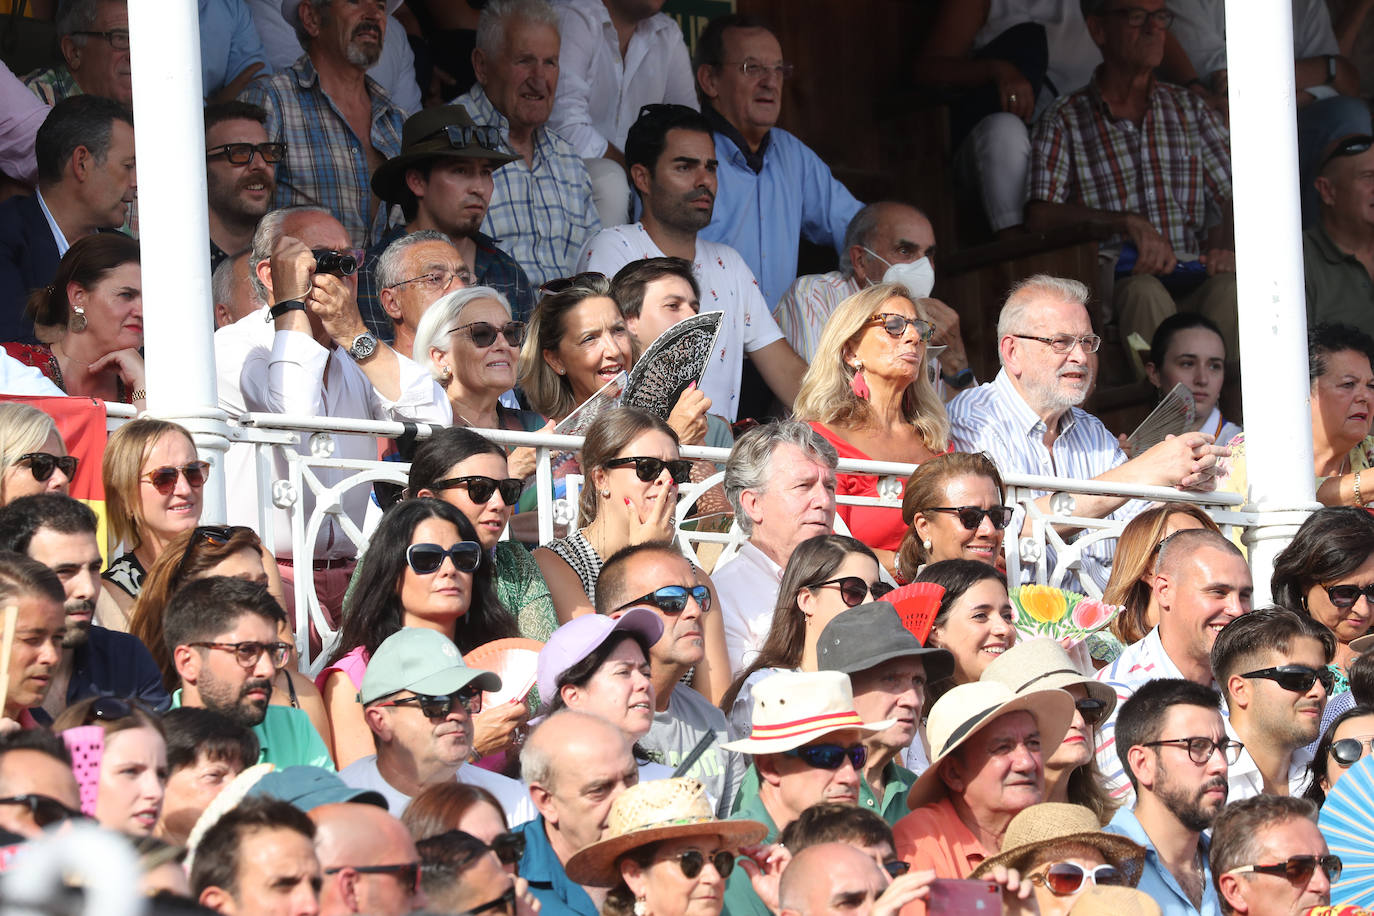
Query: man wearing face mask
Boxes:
[{"xmin": 774, "ymin": 202, "xmax": 974, "ymax": 394}]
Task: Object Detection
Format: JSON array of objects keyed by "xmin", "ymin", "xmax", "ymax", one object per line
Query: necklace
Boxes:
[{"xmin": 50, "ymin": 342, "xmax": 125, "ymax": 401}]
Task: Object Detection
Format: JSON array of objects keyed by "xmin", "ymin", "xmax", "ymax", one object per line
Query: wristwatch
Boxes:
[{"xmin": 348, "ymin": 331, "xmax": 379, "ymax": 362}]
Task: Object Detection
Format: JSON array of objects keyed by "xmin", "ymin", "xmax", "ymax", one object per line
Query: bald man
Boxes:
[
  {"xmin": 517, "ymin": 710, "xmax": 639, "ymax": 916},
  {"xmin": 310, "ymin": 802, "xmax": 427, "ymax": 916},
  {"xmin": 778, "ymin": 843, "xmax": 933, "ymax": 916}
]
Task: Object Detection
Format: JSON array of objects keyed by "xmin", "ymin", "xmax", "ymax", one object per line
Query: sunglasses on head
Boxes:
[
  {"xmin": 1226, "ymin": 855, "xmax": 1343, "ymax": 885},
  {"xmin": 1028, "ymin": 863, "xmax": 1128, "ymax": 896},
  {"xmin": 1074, "ymin": 696, "xmax": 1110, "ymax": 728},
  {"xmin": 782, "ymin": 743, "xmax": 868, "ymax": 770},
  {"xmin": 1324, "ymin": 583, "xmax": 1374, "ymax": 609},
  {"xmin": 422, "ymin": 123, "xmax": 506, "ymax": 153},
  {"xmin": 604, "ymin": 456, "xmax": 692, "ymax": 484},
  {"xmin": 82, "ymin": 696, "xmax": 148, "ymax": 725},
  {"xmin": 866, "ymin": 312, "xmax": 934, "ymax": 342},
  {"xmin": 17, "ymin": 452, "xmax": 77, "ymax": 482},
  {"xmin": 539, "ymin": 271, "xmax": 607, "ymax": 296},
  {"xmin": 206, "ymin": 141, "xmax": 287, "ymax": 165},
  {"xmin": 809, "ymin": 576, "xmax": 893, "ymax": 608},
  {"xmin": 325, "ymin": 862, "xmax": 422, "ymax": 895},
  {"xmin": 449, "ymin": 320, "xmax": 526, "ymax": 349},
  {"xmin": 0, "ymin": 794, "xmax": 84, "ymax": 828},
  {"xmin": 883, "ymin": 860, "xmax": 910, "ymax": 878},
  {"xmin": 1321, "ymin": 134, "xmax": 1374, "ymax": 170},
  {"xmin": 375, "ymin": 686, "xmax": 484, "ymax": 718},
  {"xmin": 429, "ymin": 475, "xmax": 523, "ymax": 506},
  {"xmin": 612, "ymin": 584, "xmax": 712, "ymax": 616},
  {"xmin": 490, "ymin": 831, "xmax": 526, "ymax": 867},
  {"xmin": 1241, "ymin": 664, "xmax": 1335, "ymax": 695},
  {"xmin": 660, "ymin": 848, "xmax": 736, "ymax": 880},
  {"xmin": 921, "ymin": 505, "xmax": 1015, "ymax": 530},
  {"xmin": 406, "ymin": 541, "xmax": 482, "ymax": 574},
  {"xmin": 1330, "ymin": 735, "xmax": 1374, "ymax": 767},
  {"xmin": 141, "ymin": 461, "xmax": 210, "ymax": 495}
]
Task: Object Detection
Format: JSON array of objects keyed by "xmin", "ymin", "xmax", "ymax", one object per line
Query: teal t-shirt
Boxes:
[{"xmin": 170, "ymin": 689, "xmax": 334, "ymax": 771}]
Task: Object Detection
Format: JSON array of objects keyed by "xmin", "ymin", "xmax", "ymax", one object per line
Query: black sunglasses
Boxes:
[
  {"xmin": 612, "ymin": 584, "xmax": 712, "ymax": 616},
  {"xmin": 1029, "ymin": 863, "xmax": 1128, "ymax": 896},
  {"xmin": 467, "ymin": 887, "xmax": 516, "ymax": 916},
  {"xmin": 782, "ymin": 743, "xmax": 868, "ymax": 770},
  {"xmin": 604, "ymin": 456, "xmax": 692, "ymax": 484},
  {"xmin": 449, "ymin": 320, "xmax": 526, "ymax": 349},
  {"xmin": 1321, "ymin": 134, "xmax": 1374, "ymax": 170},
  {"xmin": 325, "ymin": 862, "xmax": 422, "ymax": 895},
  {"xmin": 809, "ymin": 576, "xmax": 893, "ymax": 608},
  {"xmin": 539, "ymin": 271, "xmax": 607, "ymax": 296},
  {"xmin": 375, "ymin": 686, "xmax": 484, "ymax": 718},
  {"xmin": 406, "ymin": 541, "xmax": 482, "ymax": 574},
  {"xmin": 422, "ymin": 123, "xmax": 505, "ymax": 153},
  {"xmin": 883, "ymin": 860, "xmax": 910, "ymax": 878},
  {"xmin": 17, "ymin": 452, "xmax": 78, "ymax": 482},
  {"xmin": 1226, "ymin": 855, "xmax": 1343, "ymax": 885},
  {"xmin": 660, "ymin": 848, "xmax": 736, "ymax": 880},
  {"xmin": 176, "ymin": 525, "xmax": 255, "ymax": 578},
  {"xmin": 1074, "ymin": 696, "xmax": 1110, "ymax": 728},
  {"xmin": 0, "ymin": 794, "xmax": 84, "ymax": 828},
  {"xmin": 921, "ymin": 505, "xmax": 1015, "ymax": 531},
  {"xmin": 429, "ymin": 475, "xmax": 523, "ymax": 506},
  {"xmin": 206, "ymin": 141, "xmax": 287, "ymax": 165},
  {"xmin": 1332, "ymin": 735, "xmax": 1374, "ymax": 767},
  {"xmin": 1241, "ymin": 665, "xmax": 1335, "ymax": 695},
  {"xmin": 1324, "ymin": 583, "xmax": 1374, "ymax": 609},
  {"xmin": 490, "ymin": 831, "xmax": 526, "ymax": 867},
  {"xmin": 82, "ymin": 696, "xmax": 148, "ymax": 725}
]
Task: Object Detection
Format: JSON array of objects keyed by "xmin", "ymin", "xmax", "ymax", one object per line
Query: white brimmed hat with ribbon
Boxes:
[{"xmin": 719, "ymin": 670, "xmax": 895, "ymax": 755}]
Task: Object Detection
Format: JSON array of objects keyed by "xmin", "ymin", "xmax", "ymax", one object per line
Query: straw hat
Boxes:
[
  {"xmin": 1068, "ymin": 885, "xmax": 1162, "ymax": 916},
  {"xmin": 970, "ymin": 803, "xmax": 1144, "ymax": 884},
  {"xmin": 564, "ymin": 778, "xmax": 768, "ymax": 887},
  {"xmin": 981, "ymin": 638, "xmax": 1117, "ymax": 715},
  {"xmin": 906, "ymin": 680, "xmax": 1075, "ymax": 810},
  {"xmin": 719, "ymin": 671, "xmax": 896, "ymax": 755}
]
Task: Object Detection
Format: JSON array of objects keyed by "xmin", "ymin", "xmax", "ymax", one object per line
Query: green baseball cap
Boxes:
[{"xmin": 359, "ymin": 628, "xmax": 502, "ymax": 705}]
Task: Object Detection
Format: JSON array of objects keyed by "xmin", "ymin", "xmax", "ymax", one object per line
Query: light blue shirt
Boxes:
[
  {"xmin": 699, "ymin": 126, "xmax": 861, "ymax": 309},
  {"xmin": 198, "ymin": 0, "xmax": 270, "ymax": 99},
  {"xmin": 1104, "ymin": 806, "xmax": 1221, "ymax": 916}
]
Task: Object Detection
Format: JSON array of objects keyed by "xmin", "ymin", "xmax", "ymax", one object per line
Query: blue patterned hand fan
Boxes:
[{"xmin": 1320, "ymin": 751, "xmax": 1374, "ymax": 907}]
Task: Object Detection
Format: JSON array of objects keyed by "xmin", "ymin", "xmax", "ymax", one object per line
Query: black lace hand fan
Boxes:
[{"xmin": 621, "ymin": 311, "xmax": 725, "ymax": 421}]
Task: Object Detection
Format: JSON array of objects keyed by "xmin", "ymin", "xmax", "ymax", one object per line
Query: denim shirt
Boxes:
[
  {"xmin": 1104, "ymin": 806, "xmax": 1220, "ymax": 916},
  {"xmin": 516, "ymin": 817, "xmax": 598, "ymax": 916}
]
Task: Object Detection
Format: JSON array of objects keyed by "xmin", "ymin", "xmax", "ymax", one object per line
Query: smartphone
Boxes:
[{"xmin": 928, "ymin": 878, "xmax": 1002, "ymax": 915}]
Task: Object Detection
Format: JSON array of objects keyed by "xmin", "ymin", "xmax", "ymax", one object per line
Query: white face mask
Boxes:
[{"xmin": 862, "ymin": 247, "xmax": 935, "ymax": 300}]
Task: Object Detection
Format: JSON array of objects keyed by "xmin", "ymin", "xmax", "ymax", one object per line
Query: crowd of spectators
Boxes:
[{"xmin": 2, "ymin": 0, "xmax": 1374, "ymax": 915}]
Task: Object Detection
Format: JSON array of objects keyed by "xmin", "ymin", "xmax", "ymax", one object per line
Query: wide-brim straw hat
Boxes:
[
  {"xmin": 719, "ymin": 670, "xmax": 896, "ymax": 755},
  {"xmin": 981, "ymin": 637, "xmax": 1117, "ymax": 716},
  {"xmin": 970, "ymin": 803, "xmax": 1145, "ymax": 884},
  {"xmin": 906, "ymin": 680, "xmax": 1075, "ymax": 810},
  {"xmin": 1068, "ymin": 885, "xmax": 1162, "ymax": 916},
  {"xmin": 565, "ymin": 778, "xmax": 767, "ymax": 887}
]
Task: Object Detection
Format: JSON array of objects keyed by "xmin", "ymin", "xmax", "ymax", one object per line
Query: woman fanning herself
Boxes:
[
  {"xmin": 1143, "ymin": 313, "xmax": 1240, "ymax": 446},
  {"xmin": 896, "ymin": 451, "xmax": 1011, "ymax": 580},
  {"xmin": 794, "ymin": 283, "xmax": 950, "ymax": 574},
  {"xmin": 320, "ymin": 498, "xmax": 519, "ymax": 768},
  {"xmin": 5, "ymin": 234, "xmax": 145, "ymax": 406},
  {"xmin": 915, "ymin": 559, "xmax": 1016, "ymax": 697}
]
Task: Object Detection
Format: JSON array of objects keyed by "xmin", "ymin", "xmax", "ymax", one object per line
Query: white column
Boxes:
[
  {"xmin": 1226, "ymin": 0, "xmax": 1319, "ymax": 603},
  {"xmin": 127, "ymin": 0, "xmax": 230, "ymax": 521}
]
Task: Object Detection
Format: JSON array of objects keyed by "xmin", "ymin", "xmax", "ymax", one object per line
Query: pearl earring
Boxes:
[{"xmin": 922, "ymin": 539, "xmax": 932, "ymax": 551}]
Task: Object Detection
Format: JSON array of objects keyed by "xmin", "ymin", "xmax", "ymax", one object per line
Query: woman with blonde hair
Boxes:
[
  {"xmin": 896, "ymin": 451, "xmax": 1011, "ymax": 581},
  {"xmin": 1103, "ymin": 504, "xmax": 1220, "ymax": 647},
  {"xmin": 0, "ymin": 402, "xmax": 75, "ymax": 505},
  {"xmin": 101, "ymin": 419, "xmax": 207, "ymax": 616},
  {"xmin": 794, "ymin": 283, "xmax": 950, "ymax": 574}
]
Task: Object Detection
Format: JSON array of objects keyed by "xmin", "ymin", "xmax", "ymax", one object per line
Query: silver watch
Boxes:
[{"xmin": 348, "ymin": 331, "xmax": 379, "ymax": 362}]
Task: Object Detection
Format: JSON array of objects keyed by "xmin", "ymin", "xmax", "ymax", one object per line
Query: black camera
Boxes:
[{"xmin": 311, "ymin": 248, "xmax": 359, "ymax": 277}]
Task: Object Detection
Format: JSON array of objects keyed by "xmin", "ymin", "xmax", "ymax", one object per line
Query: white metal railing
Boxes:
[{"xmin": 105, "ymin": 410, "xmax": 1254, "ymax": 673}]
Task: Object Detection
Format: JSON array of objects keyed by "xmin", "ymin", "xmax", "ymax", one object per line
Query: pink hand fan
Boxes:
[
  {"xmin": 62, "ymin": 725, "xmax": 104, "ymax": 817},
  {"xmin": 884, "ymin": 582, "xmax": 946, "ymax": 645},
  {"xmin": 463, "ymin": 638, "xmax": 544, "ymax": 707}
]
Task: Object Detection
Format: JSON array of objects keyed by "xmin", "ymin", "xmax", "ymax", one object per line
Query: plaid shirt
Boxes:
[
  {"xmin": 240, "ymin": 56, "xmax": 405, "ymax": 247},
  {"xmin": 456, "ymin": 84, "xmax": 600, "ymax": 287},
  {"xmin": 1030, "ymin": 74, "xmax": 1232, "ymax": 258}
]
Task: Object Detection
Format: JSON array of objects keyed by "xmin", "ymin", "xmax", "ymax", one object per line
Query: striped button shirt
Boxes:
[
  {"xmin": 947, "ymin": 369, "xmax": 1144, "ymax": 590},
  {"xmin": 1029, "ymin": 75, "xmax": 1232, "ymax": 258},
  {"xmin": 772, "ymin": 269, "xmax": 860, "ymax": 362},
  {"xmin": 1093, "ymin": 626, "xmax": 1227, "ymax": 806},
  {"xmin": 457, "ymin": 85, "xmax": 600, "ymax": 288},
  {"xmin": 240, "ymin": 56, "xmax": 405, "ymax": 248}
]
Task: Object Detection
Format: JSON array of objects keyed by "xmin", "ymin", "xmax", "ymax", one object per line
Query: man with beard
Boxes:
[
  {"xmin": 204, "ymin": 101, "xmax": 279, "ymax": 272},
  {"xmin": 166, "ymin": 576, "xmax": 333, "ymax": 769},
  {"xmin": 339, "ymin": 628, "xmax": 535, "ymax": 823},
  {"xmin": 1210, "ymin": 608, "xmax": 1334, "ymax": 800},
  {"xmin": 0, "ymin": 494, "xmax": 168, "ymax": 721},
  {"xmin": 240, "ymin": 0, "xmax": 405, "ymax": 247},
  {"xmin": 578, "ymin": 102, "xmax": 806, "ymax": 422},
  {"xmin": 1106, "ymin": 677, "xmax": 1234, "ymax": 916},
  {"xmin": 594, "ymin": 542, "xmax": 747, "ymax": 817},
  {"xmin": 948, "ymin": 274, "xmax": 1231, "ymax": 591}
]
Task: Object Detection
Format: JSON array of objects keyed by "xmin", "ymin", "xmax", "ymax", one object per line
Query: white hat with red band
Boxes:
[{"xmin": 719, "ymin": 670, "xmax": 895, "ymax": 755}]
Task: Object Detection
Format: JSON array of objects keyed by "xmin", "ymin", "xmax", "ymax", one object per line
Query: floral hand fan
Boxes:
[
  {"xmin": 621, "ymin": 311, "xmax": 725, "ymax": 421},
  {"xmin": 1008, "ymin": 585, "xmax": 1122, "ymax": 648},
  {"xmin": 464, "ymin": 638, "xmax": 544, "ymax": 709},
  {"xmin": 884, "ymin": 582, "xmax": 945, "ymax": 644}
]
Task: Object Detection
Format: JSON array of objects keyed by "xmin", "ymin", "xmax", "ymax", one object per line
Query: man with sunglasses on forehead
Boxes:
[
  {"xmin": 1209, "ymin": 609, "xmax": 1334, "ymax": 801},
  {"xmin": 1211, "ymin": 795, "xmax": 1339, "ymax": 916},
  {"xmin": 1304, "ymin": 133, "xmax": 1374, "ymax": 341},
  {"xmin": 204, "ymin": 100, "xmax": 280, "ymax": 273},
  {"xmin": 339, "ymin": 627, "xmax": 536, "ymax": 824},
  {"xmin": 595, "ymin": 541, "xmax": 747, "ymax": 818}
]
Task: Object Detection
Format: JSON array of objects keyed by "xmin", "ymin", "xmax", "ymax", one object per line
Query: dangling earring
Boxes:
[
  {"xmin": 849, "ymin": 360, "xmax": 870, "ymax": 400},
  {"xmin": 634, "ymin": 899, "xmax": 647, "ymax": 916},
  {"xmin": 70, "ymin": 305, "xmax": 87, "ymax": 333},
  {"xmin": 438, "ymin": 365, "xmax": 452, "ymax": 384}
]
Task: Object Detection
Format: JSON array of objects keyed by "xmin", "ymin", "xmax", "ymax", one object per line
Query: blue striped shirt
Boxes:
[
  {"xmin": 947, "ymin": 369, "xmax": 1145, "ymax": 590},
  {"xmin": 240, "ymin": 56, "xmax": 405, "ymax": 248},
  {"xmin": 457, "ymin": 85, "xmax": 600, "ymax": 288}
]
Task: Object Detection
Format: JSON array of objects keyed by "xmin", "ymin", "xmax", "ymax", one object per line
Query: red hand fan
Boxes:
[
  {"xmin": 62, "ymin": 725, "xmax": 104, "ymax": 817},
  {"xmin": 884, "ymin": 582, "xmax": 945, "ymax": 644}
]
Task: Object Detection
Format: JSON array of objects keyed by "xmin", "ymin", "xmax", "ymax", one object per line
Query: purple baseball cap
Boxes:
[{"xmin": 536, "ymin": 609, "xmax": 664, "ymax": 705}]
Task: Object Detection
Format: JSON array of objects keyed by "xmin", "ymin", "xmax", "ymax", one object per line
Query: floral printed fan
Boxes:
[
  {"xmin": 464, "ymin": 638, "xmax": 544, "ymax": 708},
  {"xmin": 1008, "ymin": 585, "xmax": 1122, "ymax": 648},
  {"xmin": 884, "ymin": 582, "xmax": 945, "ymax": 644},
  {"xmin": 621, "ymin": 311, "xmax": 724, "ymax": 421}
]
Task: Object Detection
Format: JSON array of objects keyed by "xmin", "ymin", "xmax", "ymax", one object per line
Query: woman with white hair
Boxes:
[
  {"xmin": 413, "ymin": 285, "xmax": 550, "ymax": 478},
  {"xmin": 0, "ymin": 402, "xmax": 74, "ymax": 506}
]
